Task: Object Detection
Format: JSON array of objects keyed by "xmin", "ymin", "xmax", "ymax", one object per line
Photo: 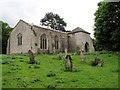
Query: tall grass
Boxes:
[{"xmin": 1, "ymin": 52, "xmax": 119, "ymax": 88}]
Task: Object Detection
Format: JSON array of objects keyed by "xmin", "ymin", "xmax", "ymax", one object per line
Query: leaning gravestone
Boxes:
[
  {"xmin": 28, "ymin": 50, "xmax": 36, "ymax": 64},
  {"xmin": 64, "ymin": 55, "xmax": 72, "ymax": 71},
  {"xmin": 97, "ymin": 58, "xmax": 104, "ymax": 67},
  {"xmin": 92, "ymin": 57, "xmax": 104, "ymax": 67}
]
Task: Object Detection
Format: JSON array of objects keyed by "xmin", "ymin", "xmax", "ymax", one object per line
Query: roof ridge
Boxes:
[
  {"xmin": 68, "ymin": 27, "xmax": 90, "ymax": 34},
  {"xmin": 33, "ymin": 24, "xmax": 66, "ymax": 34}
]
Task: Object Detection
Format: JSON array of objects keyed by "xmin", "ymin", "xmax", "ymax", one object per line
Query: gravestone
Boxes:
[
  {"xmin": 64, "ymin": 55, "xmax": 72, "ymax": 71},
  {"xmin": 80, "ymin": 49, "xmax": 85, "ymax": 62},
  {"xmin": 97, "ymin": 58, "xmax": 104, "ymax": 67},
  {"xmin": 92, "ymin": 57, "xmax": 104, "ymax": 67},
  {"xmin": 53, "ymin": 47, "xmax": 56, "ymax": 54},
  {"xmin": 64, "ymin": 48, "xmax": 68, "ymax": 57},
  {"xmin": 28, "ymin": 50, "xmax": 36, "ymax": 64}
]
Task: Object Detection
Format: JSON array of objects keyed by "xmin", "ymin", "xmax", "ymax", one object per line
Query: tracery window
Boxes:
[
  {"xmin": 17, "ymin": 33, "xmax": 22, "ymax": 46},
  {"xmin": 40, "ymin": 34, "xmax": 47, "ymax": 49},
  {"xmin": 55, "ymin": 35, "xmax": 59, "ymax": 49}
]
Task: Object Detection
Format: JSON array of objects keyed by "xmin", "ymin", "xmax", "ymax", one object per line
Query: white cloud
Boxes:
[{"xmin": 0, "ymin": 0, "xmax": 100, "ymax": 38}]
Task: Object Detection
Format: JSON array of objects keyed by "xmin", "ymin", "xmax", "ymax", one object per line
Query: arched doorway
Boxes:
[{"xmin": 85, "ymin": 42, "xmax": 89, "ymax": 52}]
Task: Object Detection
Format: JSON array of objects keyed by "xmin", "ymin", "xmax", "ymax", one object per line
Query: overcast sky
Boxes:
[{"xmin": 0, "ymin": 0, "xmax": 101, "ymax": 38}]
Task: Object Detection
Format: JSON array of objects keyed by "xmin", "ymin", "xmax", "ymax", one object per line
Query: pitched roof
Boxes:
[
  {"xmin": 14, "ymin": 20, "xmax": 90, "ymax": 35},
  {"xmin": 33, "ymin": 24, "xmax": 66, "ymax": 34},
  {"xmin": 68, "ymin": 27, "xmax": 90, "ymax": 34},
  {"xmin": 17, "ymin": 19, "xmax": 66, "ymax": 34}
]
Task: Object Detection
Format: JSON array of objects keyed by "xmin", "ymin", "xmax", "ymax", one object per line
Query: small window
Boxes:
[{"xmin": 17, "ymin": 33, "xmax": 22, "ymax": 46}]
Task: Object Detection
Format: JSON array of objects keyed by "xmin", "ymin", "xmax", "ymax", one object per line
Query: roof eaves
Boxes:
[
  {"xmin": 33, "ymin": 25, "xmax": 67, "ymax": 34},
  {"xmin": 68, "ymin": 30, "xmax": 90, "ymax": 34}
]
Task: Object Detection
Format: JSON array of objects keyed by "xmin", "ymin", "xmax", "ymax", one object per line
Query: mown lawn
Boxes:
[{"xmin": 1, "ymin": 52, "xmax": 119, "ymax": 88}]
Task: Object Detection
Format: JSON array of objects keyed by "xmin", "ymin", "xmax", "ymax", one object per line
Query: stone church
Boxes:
[{"xmin": 7, "ymin": 19, "xmax": 94, "ymax": 54}]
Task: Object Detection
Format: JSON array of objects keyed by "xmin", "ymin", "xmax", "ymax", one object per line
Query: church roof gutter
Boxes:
[
  {"xmin": 33, "ymin": 24, "xmax": 67, "ymax": 34},
  {"xmin": 67, "ymin": 27, "xmax": 90, "ymax": 35},
  {"xmin": 68, "ymin": 30, "xmax": 90, "ymax": 34}
]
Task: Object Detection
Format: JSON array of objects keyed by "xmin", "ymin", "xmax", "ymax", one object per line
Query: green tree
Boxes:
[
  {"xmin": 94, "ymin": 2, "xmax": 120, "ymax": 51},
  {"xmin": 40, "ymin": 12, "xmax": 67, "ymax": 32},
  {"xmin": 1, "ymin": 21, "xmax": 13, "ymax": 54},
  {"xmin": 0, "ymin": 22, "xmax": 2, "ymax": 54}
]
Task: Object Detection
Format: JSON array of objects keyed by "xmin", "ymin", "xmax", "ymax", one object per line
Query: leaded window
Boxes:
[
  {"xmin": 17, "ymin": 33, "xmax": 22, "ymax": 46},
  {"xmin": 40, "ymin": 34, "xmax": 47, "ymax": 49},
  {"xmin": 55, "ymin": 35, "xmax": 59, "ymax": 49}
]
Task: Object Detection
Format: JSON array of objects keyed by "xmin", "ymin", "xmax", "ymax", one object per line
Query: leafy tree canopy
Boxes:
[
  {"xmin": 94, "ymin": 2, "xmax": 120, "ymax": 51},
  {"xmin": 40, "ymin": 12, "xmax": 67, "ymax": 32},
  {"xmin": 1, "ymin": 21, "xmax": 13, "ymax": 54}
]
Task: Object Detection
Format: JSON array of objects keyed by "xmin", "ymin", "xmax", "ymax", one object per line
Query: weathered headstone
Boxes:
[
  {"xmin": 65, "ymin": 48, "xmax": 67, "ymax": 57},
  {"xmin": 97, "ymin": 58, "xmax": 104, "ymax": 67},
  {"xmin": 64, "ymin": 55, "xmax": 72, "ymax": 71},
  {"xmin": 92, "ymin": 57, "xmax": 104, "ymax": 67},
  {"xmin": 28, "ymin": 50, "xmax": 36, "ymax": 64},
  {"xmin": 53, "ymin": 47, "xmax": 56, "ymax": 54},
  {"xmin": 80, "ymin": 49, "xmax": 85, "ymax": 62}
]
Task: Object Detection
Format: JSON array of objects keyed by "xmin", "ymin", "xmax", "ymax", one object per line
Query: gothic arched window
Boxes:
[
  {"xmin": 17, "ymin": 33, "xmax": 22, "ymax": 46},
  {"xmin": 55, "ymin": 35, "xmax": 59, "ymax": 49},
  {"xmin": 40, "ymin": 34, "xmax": 47, "ymax": 49}
]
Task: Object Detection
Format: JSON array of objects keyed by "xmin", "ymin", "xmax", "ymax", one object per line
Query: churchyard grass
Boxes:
[{"xmin": 1, "ymin": 52, "xmax": 119, "ymax": 88}]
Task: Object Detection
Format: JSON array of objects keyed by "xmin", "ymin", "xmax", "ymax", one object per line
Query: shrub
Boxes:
[
  {"xmin": 36, "ymin": 61, "xmax": 40, "ymax": 65},
  {"xmin": 108, "ymin": 54, "xmax": 112, "ymax": 57},
  {"xmin": 9, "ymin": 63, "xmax": 15, "ymax": 66},
  {"xmin": 112, "ymin": 69, "xmax": 119, "ymax": 73},
  {"xmin": 7, "ymin": 70, "xmax": 12, "ymax": 73},
  {"xmin": 2, "ymin": 82, "xmax": 6, "ymax": 85},
  {"xmin": 46, "ymin": 83, "xmax": 56, "ymax": 89},
  {"xmin": 91, "ymin": 57, "xmax": 104, "ymax": 67},
  {"xmin": 19, "ymin": 57, "xmax": 23, "ymax": 59},
  {"xmin": 98, "ymin": 50, "xmax": 107, "ymax": 54},
  {"xmin": 52, "ymin": 54, "xmax": 64, "ymax": 60},
  {"xmin": 11, "ymin": 57, "xmax": 15, "ymax": 59},
  {"xmin": 46, "ymin": 70, "xmax": 56, "ymax": 77},
  {"xmin": 2, "ymin": 59, "xmax": 11, "ymax": 64},
  {"xmin": 34, "ymin": 65, "xmax": 40, "ymax": 68},
  {"xmin": 21, "ymin": 83, "xmax": 27, "ymax": 88},
  {"xmin": 56, "ymin": 78, "xmax": 65, "ymax": 83},
  {"xmin": 10, "ymin": 66, "xmax": 16, "ymax": 70},
  {"xmin": 16, "ymin": 77, "xmax": 21, "ymax": 80},
  {"xmin": 58, "ymin": 53, "xmax": 64, "ymax": 60},
  {"xmin": 28, "ymin": 65, "xmax": 32, "ymax": 68},
  {"xmin": 20, "ymin": 59, "xmax": 24, "ymax": 62},
  {"xmin": 71, "ymin": 79, "xmax": 78, "ymax": 82},
  {"xmin": 73, "ymin": 68, "xmax": 81, "ymax": 72},
  {"xmin": 17, "ymin": 67, "xmax": 21, "ymax": 70},
  {"xmin": 31, "ymin": 79, "xmax": 40, "ymax": 83}
]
